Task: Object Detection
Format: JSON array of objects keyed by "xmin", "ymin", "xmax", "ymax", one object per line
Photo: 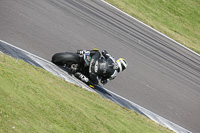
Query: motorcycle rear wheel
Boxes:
[{"xmin": 52, "ymin": 52, "xmax": 79, "ymax": 66}]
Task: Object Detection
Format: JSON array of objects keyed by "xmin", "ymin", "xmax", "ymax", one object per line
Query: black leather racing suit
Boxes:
[{"xmin": 76, "ymin": 50, "xmax": 118, "ymax": 85}]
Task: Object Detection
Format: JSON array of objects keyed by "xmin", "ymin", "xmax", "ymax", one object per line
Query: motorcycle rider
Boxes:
[{"xmin": 74, "ymin": 49, "xmax": 128, "ymax": 86}]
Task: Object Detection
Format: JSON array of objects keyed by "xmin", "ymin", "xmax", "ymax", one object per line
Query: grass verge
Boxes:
[
  {"xmin": 105, "ymin": 0, "xmax": 200, "ymax": 54},
  {"xmin": 0, "ymin": 53, "xmax": 173, "ymax": 132}
]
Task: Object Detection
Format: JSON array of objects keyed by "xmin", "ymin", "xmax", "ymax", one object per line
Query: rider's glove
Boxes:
[
  {"xmin": 101, "ymin": 79, "xmax": 108, "ymax": 85},
  {"xmin": 102, "ymin": 50, "xmax": 108, "ymax": 56},
  {"xmin": 77, "ymin": 50, "xmax": 86, "ymax": 55}
]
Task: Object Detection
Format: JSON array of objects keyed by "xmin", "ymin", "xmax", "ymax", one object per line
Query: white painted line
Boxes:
[
  {"xmin": 0, "ymin": 40, "xmax": 49, "ymax": 62},
  {"xmin": 102, "ymin": 87, "xmax": 190, "ymax": 133},
  {"xmin": 101, "ymin": 0, "xmax": 200, "ymax": 57}
]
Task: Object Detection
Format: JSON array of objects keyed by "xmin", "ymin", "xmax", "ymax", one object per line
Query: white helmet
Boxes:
[{"xmin": 117, "ymin": 58, "xmax": 128, "ymax": 72}]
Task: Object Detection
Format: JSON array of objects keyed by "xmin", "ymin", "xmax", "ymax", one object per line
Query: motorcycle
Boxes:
[{"xmin": 52, "ymin": 51, "xmax": 96, "ymax": 88}]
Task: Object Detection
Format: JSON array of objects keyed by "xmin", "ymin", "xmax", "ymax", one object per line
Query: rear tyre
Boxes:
[{"xmin": 52, "ymin": 52, "xmax": 79, "ymax": 66}]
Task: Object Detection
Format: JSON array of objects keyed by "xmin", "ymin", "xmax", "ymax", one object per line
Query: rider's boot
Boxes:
[
  {"xmin": 74, "ymin": 72, "xmax": 96, "ymax": 87},
  {"xmin": 74, "ymin": 72, "xmax": 89, "ymax": 83}
]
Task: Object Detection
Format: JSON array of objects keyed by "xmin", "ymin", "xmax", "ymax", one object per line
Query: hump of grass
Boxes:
[{"xmin": 0, "ymin": 53, "xmax": 173, "ymax": 132}]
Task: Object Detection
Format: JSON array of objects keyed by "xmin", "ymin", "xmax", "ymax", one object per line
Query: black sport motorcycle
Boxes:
[{"xmin": 52, "ymin": 51, "xmax": 96, "ymax": 88}]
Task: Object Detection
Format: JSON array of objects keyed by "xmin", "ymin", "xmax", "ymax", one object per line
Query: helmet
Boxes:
[{"xmin": 117, "ymin": 58, "xmax": 128, "ymax": 72}]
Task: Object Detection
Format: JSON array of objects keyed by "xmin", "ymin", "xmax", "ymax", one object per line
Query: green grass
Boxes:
[
  {"xmin": 0, "ymin": 53, "xmax": 173, "ymax": 132},
  {"xmin": 106, "ymin": 0, "xmax": 200, "ymax": 54}
]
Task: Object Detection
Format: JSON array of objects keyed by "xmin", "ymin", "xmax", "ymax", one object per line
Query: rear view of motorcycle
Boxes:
[
  {"xmin": 52, "ymin": 51, "xmax": 96, "ymax": 88},
  {"xmin": 52, "ymin": 49, "xmax": 127, "ymax": 88}
]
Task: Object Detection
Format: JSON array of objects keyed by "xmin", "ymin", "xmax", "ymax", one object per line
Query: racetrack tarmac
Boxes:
[{"xmin": 0, "ymin": 0, "xmax": 200, "ymax": 132}]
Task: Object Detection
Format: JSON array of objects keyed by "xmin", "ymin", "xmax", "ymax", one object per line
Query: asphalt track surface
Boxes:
[{"xmin": 0, "ymin": 0, "xmax": 199, "ymax": 132}]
